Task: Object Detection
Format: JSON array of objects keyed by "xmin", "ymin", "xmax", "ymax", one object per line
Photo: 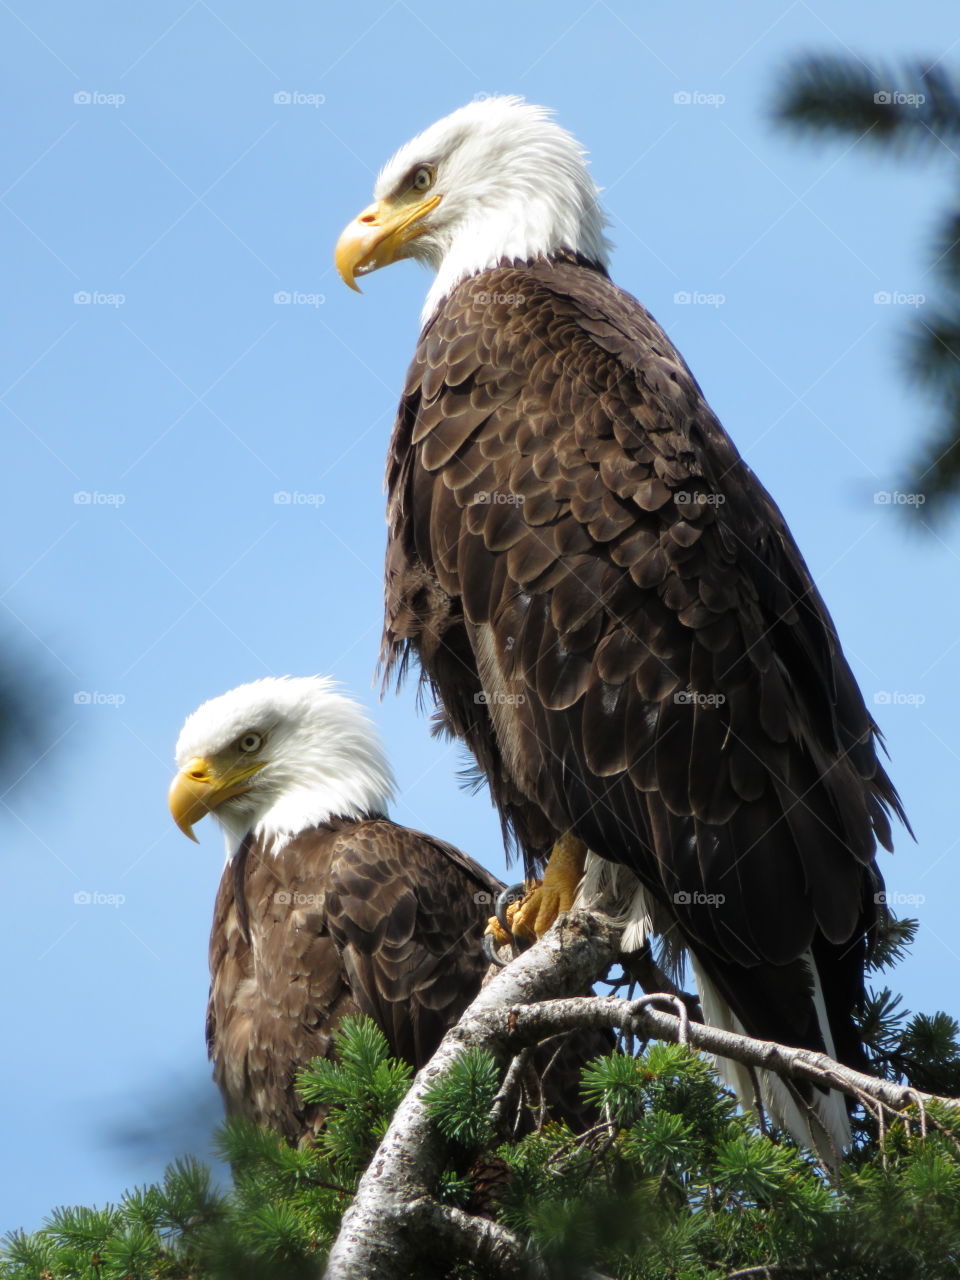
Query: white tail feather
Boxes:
[
  {"xmin": 577, "ymin": 853, "xmax": 851, "ymax": 1165},
  {"xmin": 691, "ymin": 954, "xmax": 851, "ymax": 1166}
]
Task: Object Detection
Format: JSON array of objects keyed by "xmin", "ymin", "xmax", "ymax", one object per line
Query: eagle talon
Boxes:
[
  {"xmin": 483, "ymin": 931, "xmax": 510, "ymax": 968},
  {"xmin": 496, "ymin": 882, "xmax": 528, "ymax": 936}
]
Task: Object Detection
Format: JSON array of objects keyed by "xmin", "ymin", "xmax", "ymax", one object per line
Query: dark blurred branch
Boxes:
[{"xmin": 773, "ymin": 54, "xmax": 960, "ymax": 517}]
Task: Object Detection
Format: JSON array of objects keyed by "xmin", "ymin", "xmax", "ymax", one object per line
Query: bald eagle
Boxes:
[
  {"xmin": 168, "ymin": 676, "xmax": 504, "ymax": 1142},
  {"xmin": 335, "ymin": 97, "xmax": 909, "ymax": 1160}
]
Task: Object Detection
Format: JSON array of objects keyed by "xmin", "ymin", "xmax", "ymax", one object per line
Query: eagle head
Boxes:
[
  {"xmin": 335, "ymin": 96, "xmax": 610, "ymax": 320},
  {"xmin": 168, "ymin": 676, "xmax": 396, "ymax": 857}
]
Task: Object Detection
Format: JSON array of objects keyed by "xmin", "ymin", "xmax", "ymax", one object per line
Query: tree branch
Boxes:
[
  {"xmin": 481, "ymin": 994, "xmax": 960, "ymax": 1116},
  {"xmin": 324, "ymin": 910, "xmax": 621, "ymax": 1280},
  {"xmin": 325, "ymin": 907, "xmax": 959, "ymax": 1279}
]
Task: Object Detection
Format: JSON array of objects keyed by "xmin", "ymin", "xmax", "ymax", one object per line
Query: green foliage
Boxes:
[
  {"xmin": 295, "ymin": 1014, "xmax": 412, "ymax": 1170},
  {"xmin": 424, "ymin": 1046, "xmax": 500, "ymax": 1148},
  {"xmin": 867, "ymin": 915, "xmax": 918, "ymax": 974},
  {"xmin": 860, "ymin": 978, "xmax": 960, "ymax": 1100},
  {"xmin": 6, "ymin": 1008, "xmax": 960, "ymax": 1279},
  {"xmin": 773, "ymin": 54, "xmax": 960, "ymax": 515}
]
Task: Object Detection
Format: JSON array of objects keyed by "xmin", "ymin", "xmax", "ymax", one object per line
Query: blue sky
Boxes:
[{"xmin": 3, "ymin": 0, "xmax": 959, "ymax": 1235}]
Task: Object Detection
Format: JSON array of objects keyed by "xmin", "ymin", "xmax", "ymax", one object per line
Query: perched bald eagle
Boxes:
[
  {"xmin": 335, "ymin": 97, "xmax": 909, "ymax": 1160},
  {"xmin": 168, "ymin": 676, "xmax": 503, "ymax": 1142}
]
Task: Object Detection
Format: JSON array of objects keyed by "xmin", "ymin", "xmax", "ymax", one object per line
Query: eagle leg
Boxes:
[{"xmin": 507, "ymin": 832, "xmax": 588, "ymax": 942}]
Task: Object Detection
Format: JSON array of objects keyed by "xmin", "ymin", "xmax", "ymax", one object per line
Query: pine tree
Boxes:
[{"xmin": 5, "ymin": 920, "xmax": 960, "ymax": 1280}]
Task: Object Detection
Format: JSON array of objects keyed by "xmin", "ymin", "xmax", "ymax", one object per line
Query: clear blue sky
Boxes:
[{"xmin": 3, "ymin": 0, "xmax": 959, "ymax": 1235}]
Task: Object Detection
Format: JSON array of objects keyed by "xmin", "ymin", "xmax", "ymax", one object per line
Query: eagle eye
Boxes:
[
  {"xmin": 238, "ymin": 731, "xmax": 263, "ymax": 754},
  {"xmin": 411, "ymin": 165, "xmax": 435, "ymax": 193}
]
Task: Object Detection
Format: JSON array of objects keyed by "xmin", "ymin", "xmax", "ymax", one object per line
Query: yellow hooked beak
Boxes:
[
  {"xmin": 168, "ymin": 757, "xmax": 265, "ymax": 842},
  {"xmin": 335, "ymin": 193, "xmax": 441, "ymax": 292}
]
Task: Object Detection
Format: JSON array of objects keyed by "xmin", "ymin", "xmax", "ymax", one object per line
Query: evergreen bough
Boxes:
[{"xmin": 5, "ymin": 948, "xmax": 960, "ymax": 1280}]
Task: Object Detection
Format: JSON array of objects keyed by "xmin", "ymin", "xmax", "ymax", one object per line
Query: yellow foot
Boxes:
[{"xmin": 509, "ymin": 833, "xmax": 587, "ymax": 942}]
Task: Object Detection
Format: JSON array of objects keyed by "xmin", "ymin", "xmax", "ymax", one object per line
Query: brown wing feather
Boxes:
[
  {"xmin": 382, "ymin": 258, "xmax": 908, "ymax": 1062},
  {"xmin": 206, "ymin": 818, "xmax": 501, "ymax": 1142},
  {"xmin": 323, "ymin": 821, "xmax": 502, "ymax": 1068}
]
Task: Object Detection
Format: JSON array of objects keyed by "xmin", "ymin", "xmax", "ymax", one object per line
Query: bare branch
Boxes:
[{"xmin": 480, "ymin": 993, "xmax": 960, "ymax": 1116}]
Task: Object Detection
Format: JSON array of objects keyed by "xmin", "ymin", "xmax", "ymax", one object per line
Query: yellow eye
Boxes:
[
  {"xmin": 412, "ymin": 165, "xmax": 434, "ymax": 192},
  {"xmin": 238, "ymin": 731, "xmax": 263, "ymax": 754}
]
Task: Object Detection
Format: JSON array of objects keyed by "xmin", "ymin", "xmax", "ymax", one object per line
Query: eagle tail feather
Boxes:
[{"xmin": 690, "ymin": 953, "xmax": 851, "ymax": 1167}]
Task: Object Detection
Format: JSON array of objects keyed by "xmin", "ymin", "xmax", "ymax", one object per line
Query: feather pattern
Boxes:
[
  {"xmin": 207, "ymin": 816, "xmax": 502, "ymax": 1142},
  {"xmin": 382, "ymin": 256, "xmax": 909, "ymax": 1127}
]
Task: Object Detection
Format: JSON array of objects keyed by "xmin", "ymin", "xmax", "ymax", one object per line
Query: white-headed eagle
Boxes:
[
  {"xmin": 168, "ymin": 676, "xmax": 503, "ymax": 1141},
  {"xmin": 334, "ymin": 97, "xmax": 909, "ymax": 1161}
]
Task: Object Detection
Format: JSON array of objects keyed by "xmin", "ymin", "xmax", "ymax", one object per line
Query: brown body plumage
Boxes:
[
  {"xmin": 381, "ymin": 257, "xmax": 907, "ymax": 1076},
  {"xmin": 206, "ymin": 815, "xmax": 502, "ymax": 1141}
]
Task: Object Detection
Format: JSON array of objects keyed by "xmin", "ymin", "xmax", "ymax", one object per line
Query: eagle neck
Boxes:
[{"xmin": 421, "ymin": 250, "xmax": 610, "ymax": 327}]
